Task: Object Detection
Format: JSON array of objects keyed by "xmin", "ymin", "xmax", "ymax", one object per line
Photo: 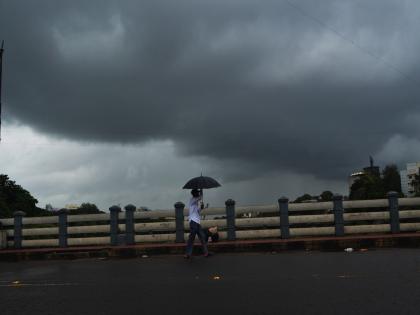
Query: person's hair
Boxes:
[{"xmin": 191, "ymin": 189, "xmax": 200, "ymax": 197}]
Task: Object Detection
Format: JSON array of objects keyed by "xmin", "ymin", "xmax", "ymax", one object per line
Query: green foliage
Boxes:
[
  {"xmin": 68, "ymin": 203, "xmax": 103, "ymax": 215},
  {"xmin": 350, "ymin": 164, "xmax": 404, "ymax": 200},
  {"xmin": 320, "ymin": 190, "xmax": 334, "ymax": 201},
  {"xmin": 382, "ymin": 164, "xmax": 402, "ymax": 194},
  {"xmin": 0, "ymin": 174, "xmax": 50, "ymax": 218},
  {"xmin": 293, "ymin": 193, "xmax": 313, "ymax": 203},
  {"xmin": 349, "ymin": 174, "xmax": 385, "ymax": 200}
]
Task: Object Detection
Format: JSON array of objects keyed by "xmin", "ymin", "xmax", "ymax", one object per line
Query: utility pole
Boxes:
[{"xmin": 0, "ymin": 40, "xmax": 4, "ymax": 141}]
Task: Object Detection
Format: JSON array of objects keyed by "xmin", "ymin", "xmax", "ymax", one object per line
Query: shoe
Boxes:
[
  {"xmin": 204, "ymin": 252, "xmax": 213, "ymax": 258},
  {"xmin": 184, "ymin": 254, "xmax": 191, "ymax": 259}
]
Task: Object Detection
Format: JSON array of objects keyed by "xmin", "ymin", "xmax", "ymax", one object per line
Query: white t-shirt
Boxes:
[{"xmin": 188, "ymin": 196, "xmax": 202, "ymax": 224}]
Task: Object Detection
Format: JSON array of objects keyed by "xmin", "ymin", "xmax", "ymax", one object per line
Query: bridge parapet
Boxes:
[{"xmin": 1, "ymin": 195, "xmax": 420, "ymax": 249}]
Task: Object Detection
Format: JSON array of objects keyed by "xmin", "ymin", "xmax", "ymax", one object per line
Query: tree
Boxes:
[
  {"xmin": 0, "ymin": 174, "xmax": 50, "ymax": 218},
  {"xmin": 320, "ymin": 191, "xmax": 334, "ymax": 202},
  {"xmin": 413, "ymin": 174, "xmax": 420, "ymax": 197},
  {"xmin": 293, "ymin": 193, "xmax": 313, "ymax": 203},
  {"xmin": 69, "ymin": 203, "xmax": 103, "ymax": 215},
  {"xmin": 349, "ymin": 174, "xmax": 385, "ymax": 200},
  {"xmin": 382, "ymin": 164, "xmax": 402, "ymax": 194}
]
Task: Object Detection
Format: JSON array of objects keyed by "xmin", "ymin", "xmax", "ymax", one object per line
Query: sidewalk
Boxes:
[{"xmin": 2, "ymin": 232, "xmax": 420, "ymax": 260}]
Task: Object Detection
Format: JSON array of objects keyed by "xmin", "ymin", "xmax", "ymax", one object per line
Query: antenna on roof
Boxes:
[{"xmin": 0, "ymin": 40, "xmax": 4, "ymax": 142}]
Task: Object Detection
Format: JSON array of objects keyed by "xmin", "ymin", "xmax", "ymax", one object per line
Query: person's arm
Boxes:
[
  {"xmin": 198, "ymin": 191, "xmax": 204, "ymax": 209},
  {"xmin": 191, "ymin": 197, "xmax": 202, "ymax": 208}
]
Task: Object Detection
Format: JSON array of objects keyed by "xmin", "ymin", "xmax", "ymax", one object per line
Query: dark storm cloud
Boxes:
[{"xmin": 1, "ymin": 0, "xmax": 420, "ymax": 180}]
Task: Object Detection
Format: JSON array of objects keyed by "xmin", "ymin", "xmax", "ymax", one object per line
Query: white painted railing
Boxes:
[{"xmin": 0, "ymin": 195, "xmax": 420, "ymax": 249}]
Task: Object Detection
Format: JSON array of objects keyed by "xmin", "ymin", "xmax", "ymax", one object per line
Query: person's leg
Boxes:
[
  {"xmin": 203, "ymin": 228, "xmax": 209, "ymax": 243},
  {"xmin": 185, "ymin": 221, "xmax": 198, "ymax": 257},
  {"xmin": 197, "ymin": 224, "xmax": 209, "ymax": 256}
]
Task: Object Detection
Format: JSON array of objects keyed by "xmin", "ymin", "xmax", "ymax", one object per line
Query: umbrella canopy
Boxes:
[{"xmin": 182, "ymin": 175, "xmax": 221, "ymax": 190}]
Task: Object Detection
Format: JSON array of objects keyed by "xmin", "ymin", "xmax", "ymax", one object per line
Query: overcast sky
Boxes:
[{"xmin": 1, "ymin": 0, "xmax": 420, "ymax": 210}]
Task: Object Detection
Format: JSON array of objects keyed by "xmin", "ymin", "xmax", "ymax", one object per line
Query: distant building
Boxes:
[
  {"xmin": 348, "ymin": 171, "xmax": 364, "ymax": 192},
  {"xmin": 363, "ymin": 166, "xmax": 380, "ymax": 177},
  {"xmin": 45, "ymin": 204, "xmax": 60, "ymax": 212},
  {"xmin": 348, "ymin": 156, "xmax": 380, "ymax": 193},
  {"xmin": 400, "ymin": 162, "xmax": 420, "ymax": 197},
  {"xmin": 363, "ymin": 156, "xmax": 381, "ymax": 177},
  {"xmin": 65, "ymin": 204, "xmax": 80, "ymax": 210},
  {"xmin": 400, "ymin": 169, "xmax": 409, "ymax": 196}
]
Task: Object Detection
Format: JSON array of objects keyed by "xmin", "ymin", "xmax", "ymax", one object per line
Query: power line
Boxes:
[{"xmin": 284, "ymin": 0, "xmax": 419, "ymax": 85}]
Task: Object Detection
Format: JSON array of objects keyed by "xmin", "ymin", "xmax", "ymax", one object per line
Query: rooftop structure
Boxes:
[{"xmin": 348, "ymin": 157, "xmax": 381, "ymax": 193}]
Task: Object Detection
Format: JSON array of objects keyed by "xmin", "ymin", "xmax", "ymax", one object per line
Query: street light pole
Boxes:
[{"xmin": 0, "ymin": 40, "xmax": 4, "ymax": 141}]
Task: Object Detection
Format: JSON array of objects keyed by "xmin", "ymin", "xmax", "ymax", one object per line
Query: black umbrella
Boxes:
[
  {"xmin": 183, "ymin": 175, "xmax": 221, "ymax": 190},
  {"xmin": 183, "ymin": 175, "xmax": 221, "ymax": 206}
]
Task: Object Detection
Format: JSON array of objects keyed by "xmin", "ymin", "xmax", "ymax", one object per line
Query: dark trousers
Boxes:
[{"xmin": 185, "ymin": 220, "xmax": 208, "ymax": 256}]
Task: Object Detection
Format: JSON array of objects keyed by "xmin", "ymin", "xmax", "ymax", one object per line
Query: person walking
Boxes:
[{"xmin": 185, "ymin": 188, "xmax": 209, "ymax": 258}]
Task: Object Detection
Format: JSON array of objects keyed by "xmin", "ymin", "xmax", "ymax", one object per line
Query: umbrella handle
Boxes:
[{"xmin": 200, "ymin": 189, "xmax": 204, "ymax": 209}]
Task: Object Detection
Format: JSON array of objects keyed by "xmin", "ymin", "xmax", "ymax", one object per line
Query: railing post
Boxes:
[
  {"xmin": 332, "ymin": 194, "xmax": 344, "ymax": 236},
  {"xmin": 225, "ymin": 199, "xmax": 236, "ymax": 241},
  {"xmin": 388, "ymin": 191, "xmax": 400, "ymax": 233},
  {"xmin": 174, "ymin": 202, "xmax": 185, "ymax": 243},
  {"xmin": 124, "ymin": 204, "xmax": 136, "ymax": 245},
  {"xmin": 0, "ymin": 221, "xmax": 5, "ymax": 249},
  {"xmin": 58, "ymin": 209, "xmax": 69, "ymax": 247},
  {"xmin": 278, "ymin": 197, "xmax": 290, "ymax": 239},
  {"xmin": 109, "ymin": 205, "xmax": 121, "ymax": 246},
  {"xmin": 13, "ymin": 211, "xmax": 26, "ymax": 249}
]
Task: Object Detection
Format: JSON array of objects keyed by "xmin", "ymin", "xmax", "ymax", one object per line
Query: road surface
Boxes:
[{"xmin": 1, "ymin": 249, "xmax": 420, "ymax": 314}]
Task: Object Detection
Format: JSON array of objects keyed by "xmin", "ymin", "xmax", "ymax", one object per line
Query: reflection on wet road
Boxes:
[{"xmin": 1, "ymin": 249, "xmax": 420, "ymax": 315}]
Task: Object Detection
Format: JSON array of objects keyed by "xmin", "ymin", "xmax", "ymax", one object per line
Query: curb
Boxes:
[{"xmin": 1, "ymin": 233, "xmax": 420, "ymax": 261}]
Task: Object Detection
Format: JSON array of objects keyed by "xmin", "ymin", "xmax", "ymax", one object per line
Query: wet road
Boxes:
[{"xmin": 1, "ymin": 249, "xmax": 420, "ymax": 315}]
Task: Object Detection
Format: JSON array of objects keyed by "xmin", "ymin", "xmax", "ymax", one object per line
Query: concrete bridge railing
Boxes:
[{"xmin": 1, "ymin": 193, "xmax": 420, "ymax": 249}]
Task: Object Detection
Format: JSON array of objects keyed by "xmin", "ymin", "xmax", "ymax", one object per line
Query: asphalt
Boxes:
[
  {"xmin": 1, "ymin": 249, "xmax": 420, "ymax": 315},
  {"xmin": 4, "ymin": 232, "xmax": 420, "ymax": 261}
]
